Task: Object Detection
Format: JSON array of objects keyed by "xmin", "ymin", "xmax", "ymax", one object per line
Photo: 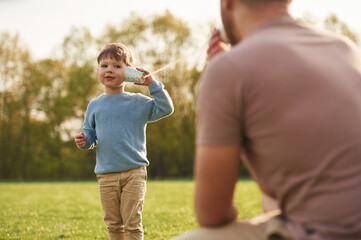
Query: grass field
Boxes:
[{"xmin": 0, "ymin": 180, "xmax": 262, "ymax": 240}]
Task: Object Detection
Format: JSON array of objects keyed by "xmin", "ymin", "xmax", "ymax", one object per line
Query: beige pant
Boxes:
[
  {"xmin": 172, "ymin": 210, "xmax": 292, "ymax": 240},
  {"xmin": 96, "ymin": 166, "xmax": 147, "ymax": 240}
]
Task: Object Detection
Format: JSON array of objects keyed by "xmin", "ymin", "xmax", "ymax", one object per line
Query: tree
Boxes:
[
  {"xmin": 324, "ymin": 14, "xmax": 359, "ymax": 45},
  {"xmin": 0, "ymin": 32, "xmax": 32, "ymax": 179}
]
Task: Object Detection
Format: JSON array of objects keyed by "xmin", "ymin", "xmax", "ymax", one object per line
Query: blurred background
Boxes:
[{"xmin": 1, "ymin": 0, "xmax": 360, "ymax": 180}]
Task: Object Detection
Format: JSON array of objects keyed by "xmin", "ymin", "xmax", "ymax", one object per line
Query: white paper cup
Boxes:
[
  {"xmin": 219, "ymin": 25, "xmax": 229, "ymax": 43},
  {"xmin": 123, "ymin": 67, "xmax": 146, "ymax": 84}
]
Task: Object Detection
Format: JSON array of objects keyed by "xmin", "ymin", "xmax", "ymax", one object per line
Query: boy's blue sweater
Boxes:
[{"xmin": 79, "ymin": 80, "xmax": 174, "ymax": 174}]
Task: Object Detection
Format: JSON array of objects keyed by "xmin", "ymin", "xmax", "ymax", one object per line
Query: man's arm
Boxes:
[
  {"xmin": 207, "ymin": 27, "xmax": 230, "ymax": 60},
  {"xmin": 194, "ymin": 144, "xmax": 241, "ymax": 227}
]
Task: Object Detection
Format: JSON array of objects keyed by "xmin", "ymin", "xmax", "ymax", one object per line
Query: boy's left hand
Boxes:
[{"xmin": 136, "ymin": 68, "xmax": 154, "ymax": 86}]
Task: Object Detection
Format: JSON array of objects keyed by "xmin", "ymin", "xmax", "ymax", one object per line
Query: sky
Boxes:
[{"xmin": 1, "ymin": 0, "xmax": 360, "ymax": 60}]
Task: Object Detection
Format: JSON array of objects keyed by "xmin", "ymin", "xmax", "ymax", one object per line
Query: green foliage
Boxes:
[
  {"xmin": 302, "ymin": 12, "xmax": 359, "ymax": 45},
  {"xmin": 0, "ymin": 33, "xmax": 33, "ymax": 179},
  {"xmin": 324, "ymin": 14, "xmax": 359, "ymax": 45},
  {"xmin": 0, "ymin": 180, "xmax": 262, "ymax": 239},
  {"xmin": 0, "ymin": 32, "xmax": 99, "ymax": 180}
]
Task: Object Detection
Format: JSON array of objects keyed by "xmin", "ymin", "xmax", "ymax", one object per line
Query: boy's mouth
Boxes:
[{"xmin": 105, "ymin": 76, "xmax": 115, "ymax": 80}]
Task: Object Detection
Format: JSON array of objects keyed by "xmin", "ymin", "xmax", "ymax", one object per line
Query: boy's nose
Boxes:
[{"xmin": 107, "ymin": 68, "xmax": 113, "ymax": 73}]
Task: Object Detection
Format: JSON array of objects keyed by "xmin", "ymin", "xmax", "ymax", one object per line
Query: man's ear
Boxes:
[{"xmin": 222, "ymin": 0, "xmax": 234, "ymax": 10}]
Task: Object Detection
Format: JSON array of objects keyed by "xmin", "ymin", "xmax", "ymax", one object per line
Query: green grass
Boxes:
[{"xmin": 0, "ymin": 180, "xmax": 262, "ymax": 240}]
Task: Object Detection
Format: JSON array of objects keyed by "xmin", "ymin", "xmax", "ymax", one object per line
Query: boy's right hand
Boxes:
[{"xmin": 75, "ymin": 132, "xmax": 87, "ymax": 148}]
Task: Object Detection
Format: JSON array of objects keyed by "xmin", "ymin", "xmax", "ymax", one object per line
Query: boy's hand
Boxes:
[
  {"xmin": 75, "ymin": 132, "xmax": 87, "ymax": 148},
  {"xmin": 207, "ymin": 27, "xmax": 230, "ymax": 61},
  {"xmin": 135, "ymin": 68, "xmax": 154, "ymax": 86}
]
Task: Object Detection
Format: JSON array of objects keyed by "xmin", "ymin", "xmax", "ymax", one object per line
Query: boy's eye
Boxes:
[
  {"xmin": 115, "ymin": 65, "xmax": 121, "ymax": 69},
  {"xmin": 101, "ymin": 64, "xmax": 107, "ymax": 68}
]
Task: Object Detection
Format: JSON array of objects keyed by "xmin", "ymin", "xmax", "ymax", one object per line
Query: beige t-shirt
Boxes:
[{"xmin": 197, "ymin": 15, "xmax": 361, "ymax": 239}]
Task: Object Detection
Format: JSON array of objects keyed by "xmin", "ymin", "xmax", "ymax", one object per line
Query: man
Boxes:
[{"xmin": 174, "ymin": 0, "xmax": 361, "ymax": 239}]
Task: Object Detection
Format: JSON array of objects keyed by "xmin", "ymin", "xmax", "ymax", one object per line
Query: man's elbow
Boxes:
[{"xmin": 196, "ymin": 211, "xmax": 233, "ymax": 227}]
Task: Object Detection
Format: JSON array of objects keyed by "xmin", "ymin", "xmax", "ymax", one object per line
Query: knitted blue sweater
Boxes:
[{"xmin": 79, "ymin": 80, "xmax": 174, "ymax": 174}]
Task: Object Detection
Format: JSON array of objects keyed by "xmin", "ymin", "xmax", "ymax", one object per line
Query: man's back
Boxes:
[{"xmin": 198, "ymin": 15, "xmax": 361, "ymax": 238}]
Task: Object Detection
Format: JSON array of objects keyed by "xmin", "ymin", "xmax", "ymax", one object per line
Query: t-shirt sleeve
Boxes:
[{"xmin": 196, "ymin": 56, "xmax": 244, "ymax": 145}]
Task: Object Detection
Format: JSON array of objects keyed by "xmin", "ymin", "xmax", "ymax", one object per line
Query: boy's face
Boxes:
[{"xmin": 97, "ymin": 56, "xmax": 127, "ymax": 94}]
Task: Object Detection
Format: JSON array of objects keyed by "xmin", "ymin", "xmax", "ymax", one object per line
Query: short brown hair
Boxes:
[
  {"xmin": 239, "ymin": 0, "xmax": 292, "ymax": 7},
  {"xmin": 97, "ymin": 43, "xmax": 135, "ymax": 67}
]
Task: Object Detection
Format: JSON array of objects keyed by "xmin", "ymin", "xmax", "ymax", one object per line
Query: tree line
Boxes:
[{"xmin": 0, "ymin": 11, "xmax": 358, "ymax": 180}]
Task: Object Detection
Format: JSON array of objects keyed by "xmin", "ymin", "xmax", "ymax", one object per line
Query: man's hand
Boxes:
[{"xmin": 207, "ymin": 27, "xmax": 230, "ymax": 61}]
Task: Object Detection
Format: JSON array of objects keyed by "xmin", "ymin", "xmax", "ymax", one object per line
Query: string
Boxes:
[
  {"xmin": 142, "ymin": 25, "xmax": 234, "ymax": 78},
  {"xmin": 143, "ymin": 42, "xmax": 208, "ymax": 79}
]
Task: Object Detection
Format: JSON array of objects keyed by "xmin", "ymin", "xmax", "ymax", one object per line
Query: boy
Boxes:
[{"xmin": 75, "ymin": 43, "xmax": 174, "ymax": 240}]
